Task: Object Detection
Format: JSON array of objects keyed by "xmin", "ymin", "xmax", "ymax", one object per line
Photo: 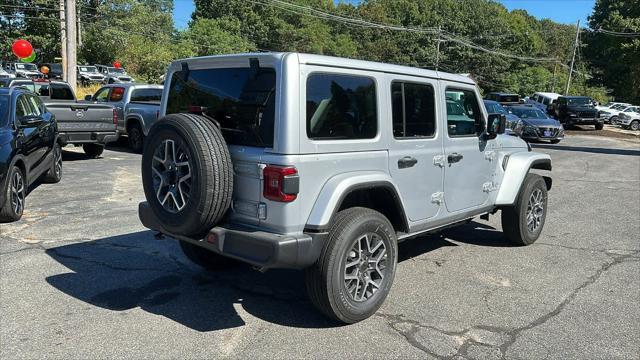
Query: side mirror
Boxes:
[
  {"xmin": 84, "ymin": 95, "xmax": 92, "ymax": 101},
  {"xmin": 18, "ymin": 115, "xmax": 44, "ymax": 128},
  {"xmin": 486, "ymin": 113, "xmax": 506, "ymax": 139}
]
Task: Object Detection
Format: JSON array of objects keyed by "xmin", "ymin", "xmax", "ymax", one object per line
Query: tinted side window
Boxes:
[
  {"xmin": 543, "ymin": 97, "xmax": 551, "ymax": 105},
  {"xmin": 131, "ymin": 88, "xmax": 162, "ymax": 102},
  {"xmin": 391, "ymin": 82, "xmax": 435, "ymax": 138},
  {"xmin": 306, "ymin": 73, "xmax": 377, "ymax": 140},
  {"xmin": 26, "ymin": 95, "xmax": 42, "ymax": 116},
  {"xmin": 50, "ymin": 84, "xmax": 74, "ymax": 100},
  {"xmin": 167, "ymin": 67, "xmax": 276, "ymax": 148},
  {"xmin": 446, "ymin": 89, "xmax": 484, "ymax": 137}
]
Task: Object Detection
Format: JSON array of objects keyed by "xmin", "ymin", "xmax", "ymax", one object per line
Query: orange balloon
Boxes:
[{"xmin": 40, "ymin": 66, "xmax": 50, "ymax": 74}]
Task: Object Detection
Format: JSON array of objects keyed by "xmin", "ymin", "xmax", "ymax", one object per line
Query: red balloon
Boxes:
[
  {"xmin": 113, "ymin": 61, "xmax": 122, "ymax": 69},
  {"xmin": 12, "ymin": 39, "xmax": 33, "ymax": 59}
]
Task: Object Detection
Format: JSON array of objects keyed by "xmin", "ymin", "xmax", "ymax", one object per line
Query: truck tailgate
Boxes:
[{"xmin": 46, "ymin": 102, "xmax": 116, "ymax": 133}]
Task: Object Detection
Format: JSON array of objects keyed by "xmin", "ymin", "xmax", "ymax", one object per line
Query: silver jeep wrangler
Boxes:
[{"xmin": 139, "ymin": 53, "xmax": 552, "ymax": 323}]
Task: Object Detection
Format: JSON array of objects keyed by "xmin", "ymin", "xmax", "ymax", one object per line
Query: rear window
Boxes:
[
  {"xmin": 499, "ymin": 95, "xmax": 520, "ymax": 103},
  {"xmin": 0, "ymin": 95, "xmax": 8, "ymax": 127},
  {"xmin": 131, "ymin": 88, "xmax": 162, "ymax": 102},
  {"xmin": 167, "ymin": 67, "xmax": 276, "ymax": 148},
  {"xmin": 306, "ymin": 73, "xmax": 377, "ymax": 140}
]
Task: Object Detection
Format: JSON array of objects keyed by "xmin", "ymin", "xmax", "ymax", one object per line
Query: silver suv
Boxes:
[{"xmin": 138, "ymin": 53, "xmax": 552, "ymax": 323}]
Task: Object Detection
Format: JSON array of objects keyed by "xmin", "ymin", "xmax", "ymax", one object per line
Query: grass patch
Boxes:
[{"xmin": 76, "ymin": 84, "xmax": 102, "ymax": 99}]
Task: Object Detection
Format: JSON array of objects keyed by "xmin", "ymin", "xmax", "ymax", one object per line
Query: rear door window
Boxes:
[
  {"xmin": 391, "ymin": 82, "xmax": 435, "ymax": 138},
  {"xmin": 50, "ymin": 83, "xmax": 74, "ymax": 100},
  {"xmin": 131, "ymin": 88, "xmax": 162, "ymax": 102},
  {"xmin": 167, "ymin": 67, "xmax": 276, "ymax": 148},
  {"xmin": 306, "ymin": 73, "xmax": 377, "ymax": 140},
  {"xmin": 109, "ymin": 87, "xmax": 125, "ymax": 102}
]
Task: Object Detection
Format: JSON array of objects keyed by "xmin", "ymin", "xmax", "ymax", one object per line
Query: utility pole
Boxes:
[
  {"xmin": 551, "ymin": 62, "xmax": 558, "ymax": 93},
  {"xmin": 59, "ymin": 0, "xmax": 67, "ymax": 81},
  {"xmin": 435, "ymin": 26, "xmax": 442, "ymax": 71},
  {"xmin": 565, "ymin": 20, "xmax": 580, "ymax": 96},
  {"xmin": 65, "ymin": 0, "xmax": 77, "ymax": 92}
]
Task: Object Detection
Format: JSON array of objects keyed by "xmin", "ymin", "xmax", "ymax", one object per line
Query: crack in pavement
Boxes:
[
  {"xmin": 537, "ymin": 242, "xmax": 640, "ymax": 257},
  {"xmin": 376, "ymin": 251, "xmax": 638, "ymax": 360}
]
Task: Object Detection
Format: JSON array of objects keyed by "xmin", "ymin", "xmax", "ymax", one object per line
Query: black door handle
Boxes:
[
  {"xmin": 398, "ymin": 156, "xmax": 418, "ymax": 169},
  {"xmin": 448, "ymin": 153, "xmax": 464, "ymax": 164}
]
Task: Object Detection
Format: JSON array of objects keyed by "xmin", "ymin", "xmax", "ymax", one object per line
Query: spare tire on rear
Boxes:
[{"xmin": 141, "ymin": 113, "xmax": 233, "ymax": 237}]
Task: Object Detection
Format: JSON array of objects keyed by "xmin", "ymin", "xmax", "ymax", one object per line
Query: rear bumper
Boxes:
[
  {"xmin": 59, "ymin": 131, "xmax": 118, "ymax": 145},
  {"xmin": 138, "ymin": 202, "xmax": 327, "ymax": 270}
]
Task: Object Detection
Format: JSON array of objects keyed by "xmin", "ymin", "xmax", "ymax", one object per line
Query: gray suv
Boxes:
[{"xmin": 139, "ymin": 53, "xmax": 552, "ymax": 323}]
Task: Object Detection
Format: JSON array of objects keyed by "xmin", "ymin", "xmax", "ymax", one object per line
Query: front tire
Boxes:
[
  {"xmin": 305, "ymin": 207, "xmax": 398, "ymax": 323},
  {"xmin": 0, "ymin": 166, "xmax": 26, "ymax": 222},
  {"xmin": 595, "ymin": 123, "xmax": 604, "ymax": 130},
  {"xmin": 501, "ymin": 174, "xmax": 548, "ymax": 246},
  {"xmin": 83, "ymin": 143, "xmax": 104, "ymax": 158},
  {"xmin": 630, "ymin": 120, "xmax": 640, "ymax": 131}
]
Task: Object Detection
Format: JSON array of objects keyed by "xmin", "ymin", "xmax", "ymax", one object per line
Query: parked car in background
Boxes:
[
  {"xmin": 138, "ymin": 52, "xmax": 552, "ymax": 323},
  {"xmin": 4, "ymin": 63, "xmax": 43, "ymax": 79},
  {"xmin": 483, "ymin": 100, "xmax": 520, "ymax": 135},
  {"xmin": 38, "ymin": 63, "xmax": 63, "ymax": 80},
  {"xmin": 505, "ymin": 105, "xmax": 564, "ymax": 143},
  {"xmin": 0, "ymin": 87, "xmax": 62, "ymax": 222},
  {"xmin": 596, "ymin": 101, "xmax": 630, "ymax": 113},
  {"xmin": 0, "ymin": 67, "xmax": 16, "ymax": 80},
  {"xmin": 549, "ymin": 96, "xmax": 603, "ymax": 129},
  {"xmin": 527, "ymin": 92, "xmax": 561, "ymax": 113},
  {"xmin": 77, "ymin": 65, "xmax": 106, "ymax": 85},
  {"xmin": 485, "ymin": 92, "xmax": 521, "ymax": 105},
  {"xmin": 608, "ymin": 105, "xmax": 638, "ymax": 125},
  {"xmin": 94, "ymin": 65, "xmax": 134, "ymax": 84},
  {"xmin": 598, "ymin": 103, "xmax": 629, "ymax": 123},
  {"xmin": 6, "ymin": 79, "xmax": 118, "ymax": 158},
  {"xmin": 613, "ymin": 106, "xmax": 640, "ymax": 130},
  {"xmin": 86, "ymin": 84, "xmax": 161, "ymax": 152}
]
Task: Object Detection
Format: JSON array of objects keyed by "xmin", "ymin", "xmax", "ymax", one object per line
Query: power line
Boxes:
[{"xmin": 594, "ymin": 28, "xmax": 640, "ymax": 37}]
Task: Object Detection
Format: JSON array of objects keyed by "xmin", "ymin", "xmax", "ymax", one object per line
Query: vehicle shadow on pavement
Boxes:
[
  {"xmin": 60, "ymin": 148, "xmax": 102, "ymax": 161},
  {"xmin": 532, "ymin": 143, "xmax": 640, "ymax": 156},
  {"xmin": 43, "ymin": 224, "xmax": 510, "ymax": 331}
]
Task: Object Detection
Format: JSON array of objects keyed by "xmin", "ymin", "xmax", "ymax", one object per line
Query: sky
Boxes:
[{"xmin": 172, "ymin": 0, "xmax": 596, "ymax": 29}]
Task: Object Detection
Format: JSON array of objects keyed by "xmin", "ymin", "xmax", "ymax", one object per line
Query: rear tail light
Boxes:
[
  {"xmin": 263, "ymin": 165, "xmax": 299, "ymax": 202},
  {"xmin": 113, "ymin": 108, "xmax": 118, "ymax": 126}
]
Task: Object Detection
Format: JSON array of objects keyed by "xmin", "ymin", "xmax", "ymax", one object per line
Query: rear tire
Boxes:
[
  {"xmin": 83, "ymin": 144, "xmax": 104, "ymax": 158},
  {"xmin": 305, "ymin": 207, "xmax": 398, "ymax": 323},
  {"xmin": 501, "ymin": 174, "xmax": 548, "ymax": 246},
  {"xmin": 179, "ymin": 240, "xmax": 240, "ymax": 270},
  {"xmin": 630, "ymin": 120, "xmax": 640, "ymax": 131},
  {"xmin": 0, "ymin": 166, "xmax": 25, "ymax": 222},
  {"xmin": 127, "ymin": 122, "xmax": 144, "ymax": 153},
  {"xmin": 43, "ymin": 143, "xmax": 63, "ymax": 183},
  {"xmin": 141, "ymin": 113, "xmax": 233, "ymax": 237}
]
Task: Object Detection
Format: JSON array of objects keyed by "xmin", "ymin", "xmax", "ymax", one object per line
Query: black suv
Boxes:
[
  {"xmin": 0, "ymin": 87, "xmax": 62, "ymax": 222},
  {"xmin": 550, "ymin": 96, "xmax": 602, "ymax": 130}
]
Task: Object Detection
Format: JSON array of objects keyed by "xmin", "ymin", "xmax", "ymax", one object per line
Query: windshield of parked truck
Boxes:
[
  {"xmin": 108, "ymin": 67, "xmax": 125, "ymax": 74},
  {"xmin": 79, "ymin": 66, "xmax": 98, "ymax": 73},
  {"xmin": 484, "ymin": 102, "xmax": 507, "ymax": 115},
  {"xmin": 0, "ymin": 95, "xmax": 8, "ymax": 127},
  {"xmin": 16, "ymin": 63, "xmax": 37, "ymax": 71},
  {"xmin": 510, "ymin": 108, "xmax": 548, "ymax": 119},
  {"xmin": 566, "ymin": 97, "xmax": 592, "ymax": 106},
  {"xmin": 166, "ymin": 67, "xmax": 276, "ymax": 147}
]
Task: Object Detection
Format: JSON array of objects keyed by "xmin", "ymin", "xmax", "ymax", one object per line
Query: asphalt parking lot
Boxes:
[{"xmin": 1, "ymin": 135, "xmax": 639, "ymax": 359}]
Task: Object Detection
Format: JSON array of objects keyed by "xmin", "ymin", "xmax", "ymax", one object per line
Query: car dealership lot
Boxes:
[{"xmin": 1, "ymin": 135, "xmax": 638, "ymax": 359}]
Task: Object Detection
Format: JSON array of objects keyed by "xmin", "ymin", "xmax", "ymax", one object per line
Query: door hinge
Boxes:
[
  {"xmin": 433, "ymin": 155, "xmax": 445, "ymax": 168},
  {"xmin": 431, "ymin": 192, "xmax": 444, "ymax": 205},
  {"xmin": 482, "ymin": 182, "xmax": 499, "ymax": 193},
  {"xmin": 484, "ymin": 150, "xmax": 496, "ymax": 162}
]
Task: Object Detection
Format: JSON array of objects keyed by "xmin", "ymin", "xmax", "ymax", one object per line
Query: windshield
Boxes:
[
  {"xmin": 499, "ymin": 95, "xmax": 520, "ymax": 103},
  {"xmin": 611, "ymin": 104, "xmax": 626, "ymax": 110},
  {"xmin": 510, "ymin": 108, "xmax": 548, "ymax": 119},
  {"xmin": 49, "ymin": 63, "xmax": 62, "ymax": 71},
  {"xmin": 0, "ymin": 95, "xmax": 8, "ymax": 127},
  {"xmin": 484, "ymin": 102, "xmax": 507, "ymax": 115},
  {"xmin": 79, "ymin": 66, "xmax": 98, "ymax": 73},
  {"xmin": 167, "ymin": 67, "xmax": 276, "ymax": 147},
  {"xmin": 108, "ymin": 67, "xmax": 126, "ymax": 74},
  {"xmin": 566, "ymin": 97, "xmax": 592, "ymax": 106},
  {"xmin": 16, "ymin": 63, "xmax": 38, "ymax": 71}
]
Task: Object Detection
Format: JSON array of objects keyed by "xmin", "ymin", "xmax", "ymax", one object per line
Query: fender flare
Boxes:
[
  {"xmin": 495, "ymin": 151, "xmax": 552, "ymax": 205},
  {"xmin": 125, "ymin": 113, "xmax": 146, "ymax": 134},
  {"xmin": 305, "ymin": 171, "xmax": 409, "ymax": 231}
]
